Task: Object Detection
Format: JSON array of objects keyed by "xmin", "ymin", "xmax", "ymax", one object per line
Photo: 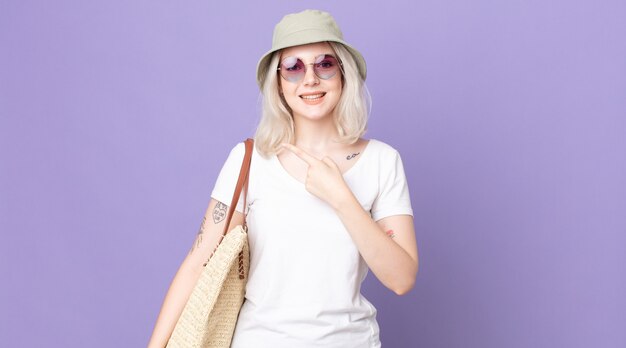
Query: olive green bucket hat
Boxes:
[{"xmin": 256, "ymin": 9, "xmax": 367, "ymax": 89}]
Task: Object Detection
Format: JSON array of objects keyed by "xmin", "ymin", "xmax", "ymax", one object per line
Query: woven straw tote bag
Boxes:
[{"xmin": 167, "ymin": 138, "xmax": 254, "ymax": 348}]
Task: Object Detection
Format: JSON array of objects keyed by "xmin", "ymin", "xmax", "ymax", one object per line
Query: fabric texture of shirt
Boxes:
[{"xmin": 210, "ymin": 138, "xmax": 413, "ymax": 348}]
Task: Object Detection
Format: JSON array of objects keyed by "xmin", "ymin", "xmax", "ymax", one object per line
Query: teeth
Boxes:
[{"xmin": 301, "ymin": 93, "xmax": 325, "ymax": 100}]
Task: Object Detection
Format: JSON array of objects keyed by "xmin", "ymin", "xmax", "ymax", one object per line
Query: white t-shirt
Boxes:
[{"xmin": 210, "ymin": 138, "xmax": 413, "ymax": 348}]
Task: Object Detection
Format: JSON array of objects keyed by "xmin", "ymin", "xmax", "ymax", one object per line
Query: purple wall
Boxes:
[{"xmin": 1, "ymin": 1, "xmax": 624, "ymax": 347}]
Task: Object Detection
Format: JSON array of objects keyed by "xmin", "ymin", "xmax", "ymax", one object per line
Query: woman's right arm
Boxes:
[{"xmin": 147, "ymin": 198, "xmax": 244, "ymax": 348}]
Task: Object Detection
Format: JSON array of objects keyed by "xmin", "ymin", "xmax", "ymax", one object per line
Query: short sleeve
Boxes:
[
  {"xmin": 210, "ymin": 142, "xmax": 246, "ymax": 213},
  {"xmin": 370, "ymin": 149, "xmax": 414, "ymax": 221}
]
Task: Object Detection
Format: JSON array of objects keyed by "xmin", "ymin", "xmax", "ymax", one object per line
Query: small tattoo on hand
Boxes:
[
  {"xmin": 213, "ymin": 202, "xmax": 228, "ymax": 224},
  {"xmin": 386, "ymin": 229, "xmax": 396, "ymax": 239},
  {"xmin": 346, "ymin": 152, "xmax": 360, "ymax": 160}
]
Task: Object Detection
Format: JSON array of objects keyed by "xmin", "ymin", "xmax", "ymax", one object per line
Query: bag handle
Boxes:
[{"xmin": 221, "ymin": 138, "xmax": 254, "ymax": 236}]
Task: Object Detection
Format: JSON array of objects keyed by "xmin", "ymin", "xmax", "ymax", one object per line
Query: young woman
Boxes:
[{"xmin": 149, "ymin": 9, "xmax": 418, "ymax": 348}]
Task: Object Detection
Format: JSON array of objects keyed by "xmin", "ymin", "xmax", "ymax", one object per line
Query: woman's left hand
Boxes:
[
  {"xmin": 282, "ymin": 143, "xmax": 418, "ymax": 295},
  {"xmin": 280, "ymin": 143, "xmax": 354, "ymax": 209}
]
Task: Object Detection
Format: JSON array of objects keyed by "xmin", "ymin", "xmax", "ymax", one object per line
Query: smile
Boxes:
[{"xmin": 299, "ymin": 93, "xmax": 326, "ymax": 100}]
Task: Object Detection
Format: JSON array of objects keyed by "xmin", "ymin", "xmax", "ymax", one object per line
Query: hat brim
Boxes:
[{"xmin": 256, "ymin": 35, "xmax": 367, "ymax": 89}]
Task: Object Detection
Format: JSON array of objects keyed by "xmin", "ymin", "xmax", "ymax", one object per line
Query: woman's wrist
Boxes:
[{"xmin": 331, "ymin": 188, "xmax": 361, "ymax": 215}]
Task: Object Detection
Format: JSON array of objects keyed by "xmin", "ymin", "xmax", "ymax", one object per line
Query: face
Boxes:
[{"xmin": 278, "ymin": 42, "xmax": 343, "ymax": 122}]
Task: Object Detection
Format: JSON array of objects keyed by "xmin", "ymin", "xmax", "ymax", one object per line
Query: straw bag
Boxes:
[{"xmin": 167, "ymin": 138, "xmax": 254, "ymax": 348}]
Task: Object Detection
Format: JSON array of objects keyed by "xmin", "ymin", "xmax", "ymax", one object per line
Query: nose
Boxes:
[{"xmin": 302, "ymin": 64, "xmax": 320, "ymax": 86}]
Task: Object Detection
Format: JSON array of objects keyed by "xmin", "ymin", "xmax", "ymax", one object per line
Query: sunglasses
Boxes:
[{"xmin": 277, "ymin": 54, "xmax": 342, "ymax": 83}]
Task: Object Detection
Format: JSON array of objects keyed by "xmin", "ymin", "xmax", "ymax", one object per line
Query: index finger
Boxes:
[{"xmin": 280, "ymin": 143, "xmax": 319, "ymax": 165}]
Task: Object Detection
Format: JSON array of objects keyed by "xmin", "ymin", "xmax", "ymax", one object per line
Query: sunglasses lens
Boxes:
[
  {"xmin": 280, "ymin": 57, "xmax": 305, "ymax": 82},
  {"xmin": 314, "ymin": 55, "xmax": 339, "ymax": 79},
  {"xmin": 279, "ymin": 55, "xmax": 341, "ymax": 82}
]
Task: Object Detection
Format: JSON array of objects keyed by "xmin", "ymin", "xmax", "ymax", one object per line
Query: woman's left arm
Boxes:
[
  {"xmin": 335, "ymin": 197, "xmax": 418, "ymax": 295},
  {"xmin": 281, "ymin": 143, "xmax": 419, "ymax": 295}
]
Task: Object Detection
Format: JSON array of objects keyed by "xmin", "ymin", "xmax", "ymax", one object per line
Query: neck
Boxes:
[{"xmin": 292, "ymin": 114, "xmax": 341, "ymax": 154}]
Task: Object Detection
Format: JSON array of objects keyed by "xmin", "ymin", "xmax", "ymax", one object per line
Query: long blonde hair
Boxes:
[{"xmin": 254, "ymin": 42, "xmax": 371, "ymax": 158}]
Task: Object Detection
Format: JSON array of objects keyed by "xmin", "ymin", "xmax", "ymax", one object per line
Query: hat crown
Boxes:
[
  {"xmin": 256, "ymin": 9, "xmax": 367, "ymax": 88},
  {"xmin": 272, "ymin": 10, "xmax": 344, "ymax": 48}
]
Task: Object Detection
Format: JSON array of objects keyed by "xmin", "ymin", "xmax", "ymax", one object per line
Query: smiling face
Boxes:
[{"xmin": 278, "ymin": 42, "xmax": 343, "ymax": 123}]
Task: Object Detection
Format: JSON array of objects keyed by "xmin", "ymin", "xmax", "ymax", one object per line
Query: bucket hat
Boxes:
[{"xmin": 256, "ymin": 9, "xmax": 367, "ymax": 88}]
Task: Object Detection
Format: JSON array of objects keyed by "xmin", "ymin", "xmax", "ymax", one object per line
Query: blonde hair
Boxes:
[{"xmin": 254, "ymin": 42, "xmax": 370, "ymax": 158}]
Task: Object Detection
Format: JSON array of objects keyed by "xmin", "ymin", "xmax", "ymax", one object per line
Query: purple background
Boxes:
[{"xmin": 1, "ymin": 1, "xmax": 625, "ymax": 347}]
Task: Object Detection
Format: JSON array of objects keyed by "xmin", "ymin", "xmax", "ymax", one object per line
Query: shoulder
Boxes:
[
  {"xmin": 214, "ymin": 142, "xmax": 246, "ymax": 173},
  {"xmin": 221, "ymin": 140, "xmax": 267, "ymax": 169},
  {"xmin": 223, "ymin": 141, "xmax": 247, "ymax": 162},
  {"xmin": 365, "ymin": 138, "xmax": 402, "ymax": 160},
  {"xmin": 362, "ymin": 139, "xmax": 409, "ymax": 180},
  {"xmin": 229, "ymin": 141, "xmax": 246, "ymax": 155}
]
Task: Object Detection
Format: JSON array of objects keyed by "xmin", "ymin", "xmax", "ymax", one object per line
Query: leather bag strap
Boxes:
[{"xmin": 222, "ymin": 138, "xmax": 254, "ymax": 236}]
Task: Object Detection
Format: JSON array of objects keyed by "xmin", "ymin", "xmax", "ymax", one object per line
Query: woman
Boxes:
[{"xmin": 149, "ymin": 9, "xmax": 418, "ymax": 348}]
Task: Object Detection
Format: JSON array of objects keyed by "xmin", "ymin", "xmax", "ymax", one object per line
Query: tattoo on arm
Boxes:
[
  {"xmin": 189, "ymin": 202, "xmax": 229, "ymax": 254},
  {"xmin": 212, "ymin": 202, "xmax": 228, "ymax": 224},
  {"xmin": 195, "ymin": 216, "xmax": 207, "ymax": 248},
  {"xmin": 346, "ymin": 152, "xmax": 360, "ymax": 160},
  {"xmin": 189, "ymin": 216, "xmax": 207, "ymax": 254},
  {"xmin": 386, "ymin": 229, "xmax": 396, "ymax": 239}
]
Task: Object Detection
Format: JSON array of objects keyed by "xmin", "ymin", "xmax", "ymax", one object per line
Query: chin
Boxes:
[{"xmin": 294, "ymin": 109, "xmax": 334, "ymax": 121}]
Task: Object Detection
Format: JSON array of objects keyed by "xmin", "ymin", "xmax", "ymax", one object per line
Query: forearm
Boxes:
[
  {"xmin": 147, "ymin": 257, "xmax": 203, "ymax": 348},
  {"xmin": 148, "ymin": 199, "xmax": 243, "ymax": 346},
  {"xmin": 333, "ymin": 194, "xmax": 418, "ymax": 295}
]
